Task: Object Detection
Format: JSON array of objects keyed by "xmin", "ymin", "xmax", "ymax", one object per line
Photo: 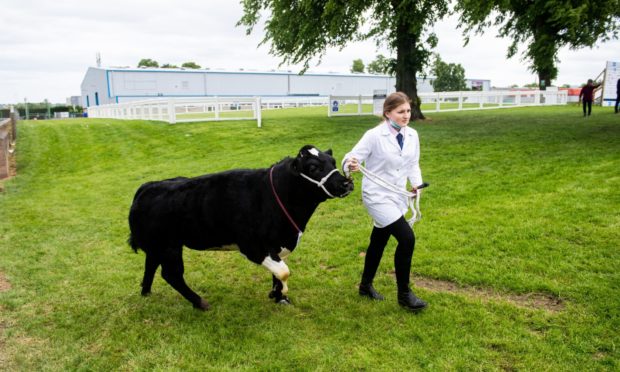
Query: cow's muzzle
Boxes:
[{"xmin": 300, "ymin": 169, "xmax": 352, "ymax": 198}]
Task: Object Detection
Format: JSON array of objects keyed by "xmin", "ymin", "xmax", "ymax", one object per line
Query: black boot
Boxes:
[
  {"xmin": 359, "ymin": 283, "xmax": 384, "ymax": 301},
  {"xmin": 398, "ymin": 289, "xmax": 427, "ymax": 311}
]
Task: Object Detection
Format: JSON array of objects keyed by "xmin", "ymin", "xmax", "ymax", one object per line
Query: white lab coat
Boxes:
[{"xmin": 343, "ymin": 122, "xmax": 423, "ymax": 228}]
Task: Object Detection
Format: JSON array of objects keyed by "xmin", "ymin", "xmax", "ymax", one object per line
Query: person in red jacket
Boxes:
[
  {"xmin": 579, "ymin": 79, "xmax": 601, "ymax": 117},
  {"xmin": 615, "ymin": 78, "xmax": 619, "ymax": 114}
]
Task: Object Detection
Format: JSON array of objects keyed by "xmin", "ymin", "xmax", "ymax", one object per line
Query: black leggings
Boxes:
[
  {"xmin": 361, "ymin": 216, "xmax": 415, "ymax": 292},
  {"xmin": 582, "ymin": 100, "xmax": 592, "ymax": 116}
]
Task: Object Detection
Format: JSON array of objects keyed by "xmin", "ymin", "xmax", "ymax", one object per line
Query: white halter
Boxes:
[{"xmin": 299, "ymin": 168, "xmax": 341, "ymax": 198}]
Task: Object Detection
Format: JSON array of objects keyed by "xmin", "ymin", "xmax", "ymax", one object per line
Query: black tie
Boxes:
[{"xmin": 396, "ymin": 133, "xmax": 403, "ymax": 149}]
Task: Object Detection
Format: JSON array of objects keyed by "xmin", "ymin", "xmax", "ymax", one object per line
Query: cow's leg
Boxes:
[
  {"xmin": 262, "ymin": 252, "xmax": 291, "ymax": 304},
  {"xmin": 141, "ymin": 252, "xmax": 160, "ymax": 296},
  {"xmin": 160, "ymin": 248, "xmax": 210, "ymax": 311},
  {"xmin": 269, "ymin": 275, "xmax": 291, "ymax": 304}
]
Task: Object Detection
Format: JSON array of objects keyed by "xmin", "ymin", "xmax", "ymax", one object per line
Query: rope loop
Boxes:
[{"xmin": 356, "ymin": 164, "xmax": 423, "ymax": 227}]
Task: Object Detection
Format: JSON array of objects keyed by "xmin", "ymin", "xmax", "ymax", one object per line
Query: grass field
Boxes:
[{"xmin": 0, "ymin": 105, "xmax": 619, "ymax": 370}]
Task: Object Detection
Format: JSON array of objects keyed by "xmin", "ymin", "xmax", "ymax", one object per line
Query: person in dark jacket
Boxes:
[
  {"xmin": 615, "ymin": 78, "xmax": 619, "ymax": 114},
  {"xmin": 579, "ymin": 79, "xmax": 601, "ymax": 117}
]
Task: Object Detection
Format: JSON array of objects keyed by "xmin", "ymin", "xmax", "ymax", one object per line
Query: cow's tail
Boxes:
[{"xmin": 128, "ymin": 233, "xmax": 140, "ymax": 253}]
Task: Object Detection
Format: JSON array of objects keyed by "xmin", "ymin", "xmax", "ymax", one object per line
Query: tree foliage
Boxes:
[
  {"xmin": 161, "ymin": 63, "xmax": 179, "ymax": 68},
  {"xmin": 367, "ymin": 54, "xmax": 395, "ymax": 75},
  {"xmin": 350, "ymin": 59, "xmax": 365, "ymax": 73},
  {"xmin": 239, "ymin": 0, "xmax": 450, "ymax": 119},
  {"xmin": 430, "ymin": 54, "xmax": 467, "ymax": 92},
  {"xmin": 181, "ymin": 62, "xmax": 201, "ymax": 69},
  {"xmin": 138, "ymin": 58, "xmax": 159, "ymax": 68},
  {"xmin": 458, "ymin": 0, "xmax": 620, "ymax": 89}
]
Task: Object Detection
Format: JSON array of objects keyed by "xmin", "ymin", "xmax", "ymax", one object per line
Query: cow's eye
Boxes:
[{"xmin": 308, "ymin": 164, "xmax": 317, "ymax": 172}]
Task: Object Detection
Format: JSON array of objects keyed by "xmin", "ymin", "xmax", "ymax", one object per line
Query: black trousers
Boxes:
[
  {"xmin": 582, "ymin": 100, "xmax": 592, "ymax": 116},
  {"xmin": 615, "ymin": 95, "xmax": 619, "ymax": 113},
  {"xmin": 361, "ymin": 216, "xmax": 415, "ymax": 292}
]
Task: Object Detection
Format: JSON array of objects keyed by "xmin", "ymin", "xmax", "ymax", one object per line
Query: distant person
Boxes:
[
  {"xmin": 579, "ymin": 79, "xmax": 601, "ymax": 117},
  {"xmin": 615, "ymin": 78, "xmax": 619, "ymax": 114}
]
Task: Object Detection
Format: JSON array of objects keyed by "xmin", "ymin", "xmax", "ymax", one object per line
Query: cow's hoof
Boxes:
[
  {"xmin": 141, "ymin": 289, "xmax": 151, "ymax": 296},
  {"xmin": 278, "ymin": 296, "xmax": 291, "ymax": 305},
  {"xmin": 193, "ymin": 299, "xmax": 211, "ymax": 311}
]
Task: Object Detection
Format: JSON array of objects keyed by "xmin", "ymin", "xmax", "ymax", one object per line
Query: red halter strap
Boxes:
[{"xmin": 270, "ymin": 166, "xmax": 302, "ymax": 234}]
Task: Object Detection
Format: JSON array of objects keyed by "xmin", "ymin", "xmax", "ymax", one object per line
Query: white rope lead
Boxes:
[{"xmin": 355, "ymin": 164, "xmax": 424, "ymax": 227}]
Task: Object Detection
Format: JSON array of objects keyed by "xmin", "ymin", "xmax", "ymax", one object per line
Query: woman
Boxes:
[{"xmin": 342, "ymin": 92, "xmax": 427, "ymax": 312}]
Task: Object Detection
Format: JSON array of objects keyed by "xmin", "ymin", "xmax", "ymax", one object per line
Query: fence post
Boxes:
[
  {"xmin": 0, "ymin": 120, "xmax": 9, "ymax": 180},
  {"xmin": 328, "ymin": 95, "xmax": 332, "ymax": 117},
  {"xmin": 458, "ymin": 91, "xmax": 463, "ymax": 110},
  {"xmin": 9, "ymin": 106, "xmax": 17, "ymax": 145},
  {"xmin": 436, "ymin": 93, "xmax": 440, "ymax": 111},
  {"xmin": 358, "ymin": 95, "xmax": 362, "ymax": 115},
  {"xmin": 215, "ymin": 97, "xmax": 220, "ymax": 121},
  {"xmin": 255, "ymin": 97, "xmax": 262, "ymax": 128},
  {"xmin": 167, "ymin": 100, "xmax": 176, "ymax": 124}
]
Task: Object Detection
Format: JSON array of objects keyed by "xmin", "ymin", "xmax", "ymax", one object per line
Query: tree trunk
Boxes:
[
  {"xmin": 532, "ymin": 18, "xmax": 557, "ymax": 91},
  {"xmin": 538, "ymin": 71, "xmax": 552, "ymax": 91},
  {"xmin": 393, "ymin": 8, "xmax": 425, "ymax": 120}
]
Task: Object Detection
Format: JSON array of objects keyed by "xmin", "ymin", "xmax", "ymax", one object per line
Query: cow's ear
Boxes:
[
  {"xmin": 325, "ymin": 148, "xmax": 333, "ymax": 156},
  {"xmin": 291, "ymin": 156, "xmax": 301, "ymax": 175}
]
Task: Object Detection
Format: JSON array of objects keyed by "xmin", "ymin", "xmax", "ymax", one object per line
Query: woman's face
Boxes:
[{"xmin": 385, "ymin": 102, "xmax": 411, "ymax": 128}]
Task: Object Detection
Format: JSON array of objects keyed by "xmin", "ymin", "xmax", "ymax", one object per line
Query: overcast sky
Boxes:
[{"xmin": 1, "ymin": 0, "xmax": 618, "ymax": 103}]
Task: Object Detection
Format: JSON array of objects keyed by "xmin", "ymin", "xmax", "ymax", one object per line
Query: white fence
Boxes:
[
  {"xmin": 86, "ymin": 90, "xmax": 569, "ymax": 125},
  {"xmin": 328, "ymin": 90, "xmax": 568, "ymax": 117},
  {"xmin": 87, "ymin": 97, "xmax": 263, "ymax": 127}
]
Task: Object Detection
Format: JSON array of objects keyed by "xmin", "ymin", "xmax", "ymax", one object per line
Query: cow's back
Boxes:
[{"xmin": 128, "ymin": 170, "xmax": 268, "ymax": 251}]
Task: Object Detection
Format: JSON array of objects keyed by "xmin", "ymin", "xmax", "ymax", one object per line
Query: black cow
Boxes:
[{"xmin": 128, "ymin": 145, "xmax": 353, "ymax": 310}]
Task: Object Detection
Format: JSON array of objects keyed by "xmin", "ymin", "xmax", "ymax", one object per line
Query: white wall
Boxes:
[
  {"xmin": 110, "ymin": 71, "xmax": 207, "ymax": 98},
  {"xmin": 81, "ymin": 67, "xmax": 110, "ymax": 106},
  {"xmin": 80, "ymin": 67, "xmax": 491, "ymax": 106},
  {"xmin": 206, "ymin": 72, "xmax": 289, "ymax": 96}
]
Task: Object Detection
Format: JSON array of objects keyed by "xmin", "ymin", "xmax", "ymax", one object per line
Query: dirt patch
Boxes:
[
  {"xmin": 391, "ymin": 273, "xmax": 564, "ymax": 312},
  {"xmin": 0, "ymin": 272, "xmax": 11, "ymax": 292}
]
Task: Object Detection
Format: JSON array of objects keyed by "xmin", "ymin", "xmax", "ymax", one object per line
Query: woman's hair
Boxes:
[{"xmin": 383, "ymin": 92, "xmax": 411, "ymax": 119}]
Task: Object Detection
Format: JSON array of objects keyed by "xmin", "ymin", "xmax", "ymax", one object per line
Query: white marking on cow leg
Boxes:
[
  {"xmin": 308, "ymin": 148, "xmax": 319, "ymax": 157},
  {"xmin": 279, "ymin": 248, "xmax": 291, "ymax": 259},
  {"xmin": 262, "ymin": 256, "xmax": 290, "ymax": 295}
]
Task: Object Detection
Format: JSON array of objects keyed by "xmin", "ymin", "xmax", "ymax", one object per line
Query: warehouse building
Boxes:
[{"xmin": 80, "ymin": 66, "xmax": 490, "ymax": 107}]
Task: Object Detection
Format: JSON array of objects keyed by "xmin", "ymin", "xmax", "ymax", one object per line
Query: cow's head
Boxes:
[{"xmin": 292, "ymin": 145, "xmax": 354, "ymax": 199}]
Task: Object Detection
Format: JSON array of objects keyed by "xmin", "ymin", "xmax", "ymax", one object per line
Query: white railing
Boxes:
[
  {"xmin": 261, "ymin": 96, "xmax": 328, "ymax": 109},
  {"xmin": 328, "ymin": 90, "xmax": 568, "ymax": 117},
  {"xmin": 86, "ymin": 90, "xmax": 569, "ymax": 125},
  {"xmin": 87, "ymin": 97, "xmax": 263, "ymax": 127}
]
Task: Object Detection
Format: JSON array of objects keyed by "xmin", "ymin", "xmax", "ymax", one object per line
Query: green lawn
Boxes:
[{"xmin": 1, "ymin": 105, "xmax": 618, "ymax": 370}]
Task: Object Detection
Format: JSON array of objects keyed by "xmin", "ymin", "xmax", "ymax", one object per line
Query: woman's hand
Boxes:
[{"xmin": 347, "ymin": 157, "xmax": 360, "ymax": 172}]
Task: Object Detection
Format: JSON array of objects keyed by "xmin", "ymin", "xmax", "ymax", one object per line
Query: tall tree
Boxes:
[
  {"xmin": 239, "ymin": 0, "xmax": 449, "ymax": 119},
  {"xmin": 351, "ymin": 59, "xmax": 365, "ymax": 73},
  {"xmin": 458, "ymin": 0, "xmax": 620, "ymax": 90},
  {"xmin": 430, "ymin": 54, "xmax": 467, "ymax": 92},
  {"xmin": 367, "ymin": 54, "xmax": 395, "ymax": 75},
  {"xmin": 138, "ymin": 58, "xmax": 159, "ymax": 68}
]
